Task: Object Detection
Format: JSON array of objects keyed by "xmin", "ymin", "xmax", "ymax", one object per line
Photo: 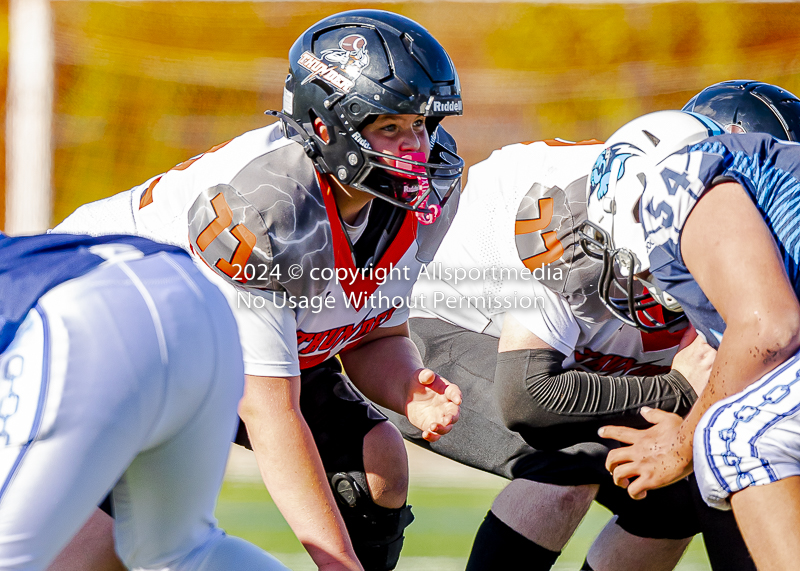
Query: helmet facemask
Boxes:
[
  {"xmin": 579, "ymin": 220, "xmax": 684, "ymax": 332},
  {"xmin": 582, "ymin": 110, "xmax": 726, "ymax": 331},
  {"xmin": 272, "ymin": 10, "xmax": 464, "ymax": 215},
  {"xmin": 350, "ymin": 129, "xmax": 462, "ymax": 218}
]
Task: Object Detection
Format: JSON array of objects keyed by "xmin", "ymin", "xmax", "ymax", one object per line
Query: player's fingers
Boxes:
[
  {"xmin": 421, "ymin": 429, "xmax": 441, "ymax": 443},
  {"xmin": 625, "ymin": 475, "xmax": 652, "ymax": 500},
  {"xmin": 448, "ymin": 407, "xmax": 460, "ymax": 425},
  {"xmin": 639, "ymin": 406, "xmax": 677, "ymax": 424},
  {"xmin": 433, "ymin": 422, "xmax": 454, "ymax": 436},
  {"xmin": 417, "ymin": 368, "xmax": 436, "ymax": 386},
  {"xmin": 598, "ymin": 424, "xmax": 641, "ymax": 445},
  {"xmin": 434, "ymin": 401, "xmax": 459, "ymax": 424},
  {"xmin": 610, "ymin": 461, "xmax": 640, "ymax": 489},
  {"xmin": 605, "ymin": 446, "xmax": 634, "ymax": 473},
  {"xmin": 441, "ymin": 406, "xmax": 460, "ymax": 426},
  {"xmin": 444, "ymin": 382, "xmax": 462, "ymax": 405}
]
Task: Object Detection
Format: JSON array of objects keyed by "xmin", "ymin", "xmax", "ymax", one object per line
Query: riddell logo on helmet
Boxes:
[
  {"xmin": 431, "ymin": 100, "xmax": 462, "ymax": 114},
  {"xmin": 352, "ymin": 131, "xmax": 372, "ymax": 149}
]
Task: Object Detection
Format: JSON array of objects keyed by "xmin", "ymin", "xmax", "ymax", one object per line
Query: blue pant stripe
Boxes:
[
  {"xmin": 0, "ymin": 306, "xmax": 51, "ymax": 503},
  {"xmin": 703, "ymin": 354, "xmax": 800, "ymax": 492}
]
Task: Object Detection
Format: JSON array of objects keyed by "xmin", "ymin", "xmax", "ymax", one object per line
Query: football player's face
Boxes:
[{"xmin": 360, "ymin": 114, "xmax": 431, "ymax": 162}]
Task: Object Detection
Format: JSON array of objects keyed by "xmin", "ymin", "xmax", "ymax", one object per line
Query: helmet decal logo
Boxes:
[
  {"xmin": 396, "ymin": 151, "xmax": 441, "ymax": 225},
  {"xmin": 321, "ymin": 34, "xmax": 371, "ymax": 79},
  {"xmin": 298, "ymin": 51, "xmax": 356, "ymax": 92},
  {"xmin": 297, "ymin": 34, "xmax": 370, "ymax": 94},
  {"xmin": 430, "ymin": 99, "xmax": 463, "ymax": 114},
  {"xmin": 590, "ymin": 143, "xmax": 638, "ymax": 199},
  {"xmin": 352, "ymin": 130, "xmax": 372, "ymax": 150},
  {"xmin": 725, "ymin": 123, "xmax": 747, "ymax": 134}
]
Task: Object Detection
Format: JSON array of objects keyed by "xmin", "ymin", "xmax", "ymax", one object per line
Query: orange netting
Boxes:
[{"xmin": 3, "ymin": 2, "xmax": 800, "ymax": 226}]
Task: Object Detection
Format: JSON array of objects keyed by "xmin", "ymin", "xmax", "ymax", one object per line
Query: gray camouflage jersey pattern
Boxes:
[
  {"xmin": 188, "ymin": 129, "xmax": 459, "ymax": 301},
  {"xmin": 188, "ymin": 143, "xmax": 332, "ymax": 299},
  {"xmin": 514, "ymin": 176, "xmax": 610, "ymax": 323}
]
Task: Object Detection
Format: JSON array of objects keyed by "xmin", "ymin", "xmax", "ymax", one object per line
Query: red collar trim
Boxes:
[{"xmin": 318, "ymin": 174, "xmax": 417, "ymax": 309}]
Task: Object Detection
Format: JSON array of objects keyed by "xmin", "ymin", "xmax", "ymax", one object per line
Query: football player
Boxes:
[
  {"xmin": 51, "ymin": 10, "xmax": 463, "ymax": 571},
  {"xmin": 583, "ymin": 105, "xmax": 800, "ymax": 570},
  {"xmin": 382, "ymin": 136, "xmax": 721, "ymax": 571},
  {"xmin": 378, "ymin": 80, "xmax": 800, "ymax": 570},
  {"xmin": 0, "ymin": 232, "xmax": 288, "ymax": 571}
]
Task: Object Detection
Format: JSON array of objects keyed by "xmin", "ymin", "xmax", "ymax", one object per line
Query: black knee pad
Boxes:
[{"xmin": 330, "ymin": 471, "xmax": 414, "ymax": 571}]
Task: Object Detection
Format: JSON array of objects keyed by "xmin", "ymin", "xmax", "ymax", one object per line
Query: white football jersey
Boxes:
[
  {"xmin": 55, "ymin": 123, "xmax": 459, "ymax": 377},
  {"xmin": 411, "ymin": 140, "xmax": 685, "ymax": 374}
]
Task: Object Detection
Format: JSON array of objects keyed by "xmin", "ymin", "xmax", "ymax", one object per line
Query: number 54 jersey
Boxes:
[
  {"xmin": 54, "ymin": 123, "xmax": 460, "ymax": 378},
  {"xmin": 642, "ymin": 133, "xmax": 800, "ymax": 350},
  {"xmin": 412, "ymin": 139, "xmax": 685, "ymax": 374}
]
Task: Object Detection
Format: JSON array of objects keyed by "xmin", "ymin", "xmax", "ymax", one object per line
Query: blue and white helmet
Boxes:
[
  {"xmin": 580, "ymin": 110, "xmax": 724, "ymax": 331},
  {"xmin": 584, "ymin": 110, "xmax": 724, "ymax": 275}
]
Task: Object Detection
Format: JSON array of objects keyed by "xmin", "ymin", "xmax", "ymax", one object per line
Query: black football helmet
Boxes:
[
  {"xmin": 269, "ymin": 10, "xmax": 463, "ymax": 213},
  {"xmin": 683, "ymin": 80, "xmax": 800, "ymax": 141}
]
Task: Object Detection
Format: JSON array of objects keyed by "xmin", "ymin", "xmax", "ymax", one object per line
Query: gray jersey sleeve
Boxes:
[
  {"xmin": 188, "ymin": 143, "xmax": 334, "ymax": 300},
  {"xmin": 514, "ymin": 176, "xmax": 611, "ymax": 323}
]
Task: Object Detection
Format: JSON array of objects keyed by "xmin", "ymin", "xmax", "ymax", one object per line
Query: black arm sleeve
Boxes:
[{"xmin": 494, "ymin": 348, "xmax": 697, "ymax": 450}]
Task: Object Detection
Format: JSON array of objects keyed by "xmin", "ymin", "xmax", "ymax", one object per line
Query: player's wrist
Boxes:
[
  {"xmin": 675, "ymin": 419, "xmax": 697, "ymax": 462},
  {"xmin": 314, "ymin": 549, "xmax": 364, "ymax": 571}
]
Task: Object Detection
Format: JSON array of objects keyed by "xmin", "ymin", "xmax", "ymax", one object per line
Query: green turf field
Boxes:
[{"xmin": 216, "ymin": 481, "xmax": 712, "ymax": 570}]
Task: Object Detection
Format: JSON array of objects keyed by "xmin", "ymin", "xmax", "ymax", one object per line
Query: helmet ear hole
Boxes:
[
  {"xmin": 311, "ymin": 115, "xmax": 331, "ymax": 144},
  {"xmin": 683, "ymin": 80, "xmax": 800, "ymax": 142}
]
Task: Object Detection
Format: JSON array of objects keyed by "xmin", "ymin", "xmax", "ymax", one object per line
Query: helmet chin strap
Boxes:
[{"xmin": 265, "ymin": 110, "xmax": 324, "ymax": 161}]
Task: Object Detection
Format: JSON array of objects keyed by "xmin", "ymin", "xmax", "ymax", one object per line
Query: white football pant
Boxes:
[
  {"xmin": 0, "ymin": 251, "xmax": 288, "ymax": 571},
  {"xmin": 695, "ymin": 348, "xmax": 800, "ymax": 510}
]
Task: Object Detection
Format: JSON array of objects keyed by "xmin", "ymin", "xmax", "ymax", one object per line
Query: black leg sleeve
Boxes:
[
  {"xmin": 689, "ymin": 474, "xmax": 756, "ymax": 571},
  {"xmin": 465, "ymin": 511, "xmax": 560, "ymax": 571},
  {"xmin": 495, "ymin": 348, "xmax": 697, "ymax": 450}
]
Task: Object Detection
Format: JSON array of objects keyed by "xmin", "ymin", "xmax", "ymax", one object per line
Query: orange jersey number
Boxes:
[
  {"xmin": 515, "ymin": 197, "xmax": 564, "ymax": 271},
  {"xmin": 196, "ymin": 193, "xmax": 256, "ymax": 283},
  {"xmin": 139, "ymin": 140, "xmax": 232, "ymax": 209}
]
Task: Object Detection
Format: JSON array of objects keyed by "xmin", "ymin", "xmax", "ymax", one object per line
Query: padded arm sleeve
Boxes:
[{"xmin": 495, "ymin": 348, "xmax": 697, "ymax": 450}]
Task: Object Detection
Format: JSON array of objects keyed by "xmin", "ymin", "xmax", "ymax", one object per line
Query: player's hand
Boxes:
[
  {"xmin": 599, "ymin": 407, "xmax": 693, "ymax": 500},
  {"xmin": 405, "ymin": 368, "xmax": 462, "ymax": 442},
  {"xmin": 671, "ymin": 325, "xmax": 716, "ymax": 396}
]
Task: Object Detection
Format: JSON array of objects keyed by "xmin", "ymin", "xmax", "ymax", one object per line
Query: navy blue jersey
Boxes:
[
  {"xmin": 640, "ymin": 133, "xmax": 800, "ymax": 348},
  {"xmin": 0, "ymin": 233, "xmax": 188, "ymax": 353}
]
